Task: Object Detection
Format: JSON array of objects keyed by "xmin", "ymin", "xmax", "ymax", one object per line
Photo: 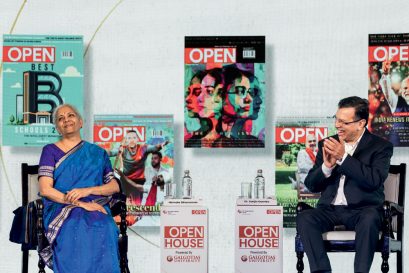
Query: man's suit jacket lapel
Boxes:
[
  {"xmin": 330, "ymin": 130, "xmax": 371, "ymax": 186},
  {"xmin": 341, "ymin": 130, "xmax": 372, "ymax": 189},
  {"xmin": 350, "ymin": 129, "xmax": 372, "ymax": 159}
]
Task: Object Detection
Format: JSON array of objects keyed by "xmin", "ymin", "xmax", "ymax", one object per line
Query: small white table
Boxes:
[
  {"xmin": 235, "ymin": 198, "xmax": 283, "ymax": 273},
  {"xmin": 160, "ymin": 199, "xmax": 208, "ymax": 273}
]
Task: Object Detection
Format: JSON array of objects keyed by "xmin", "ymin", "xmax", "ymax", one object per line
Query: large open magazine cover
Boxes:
[
  {"xmin": 2, "ymin": 34, "xmax": 83, "ymax": 146},
  {"xmin": 94, "ymin": 115, "xmax": 174, "ymax": 227},
  {"xmin": 275, "ymin": 117, "xmax": 335, "ymax": 227},
  {"xmin": 368, "ymin": 33, "xmax": 409, "ymax": 146},
  {"xmin": 184, "ymin": 36, "xmax": 265, "ymax": 148}
]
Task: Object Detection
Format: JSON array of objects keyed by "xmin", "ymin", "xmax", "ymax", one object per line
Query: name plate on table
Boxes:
[
  {"xmin": 163, "ymin": 198, "xmax": 204, "ymax": 206},
  {"xmin": 161, "ymin": 199, "xmax": 208, "ymax": 273},
  {"xmin": 236, "ymin": 197, "xmax": 277, "ymax": 206},
  {"xmin": 235, "ymin": 198, "xmax": 283, "ymax": 273}
]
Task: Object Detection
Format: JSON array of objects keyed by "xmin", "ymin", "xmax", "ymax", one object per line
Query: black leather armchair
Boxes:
[
  {"xmin": 21, "ymin": 163, "xmax": 130, "ymax": 273},
  {"xmin": 295, "ymin": 163, "xmax": 406, "ymax": 273}
]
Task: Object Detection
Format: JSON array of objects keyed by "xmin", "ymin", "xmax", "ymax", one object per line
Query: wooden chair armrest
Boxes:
[
  {"xmin": 111, "ymin": 193, "xmax": 127, "ymax": 217},
  {"xmin": 35, "ymin": 199, "xmax": 48, "ymax": 250},
  {"xmin": 296, "ymin": 202, "xmax": 314, "ymax": 214},
  {"xmin": 383, "ymin": 201, "xmax": 404, "ymax": 216}
]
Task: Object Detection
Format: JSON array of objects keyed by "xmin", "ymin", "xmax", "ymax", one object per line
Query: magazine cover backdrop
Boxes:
[
  {"xmin": 368, "ymin": 33, "xmax": 409, "ymax": 146},
  {"xmin": 184, "ymin": 36, "xmax": 265, "ymax": 148},
  {"xmin": 275, "ymin": 117, "xmax": 336, "ymax": 227},
  {"xmin": 94, "ymin": 115, "xmax": 174, "ymax": 227},
  {"xmin": 2, "ymin": 34, "xmax": 83, "ymax": 146}
]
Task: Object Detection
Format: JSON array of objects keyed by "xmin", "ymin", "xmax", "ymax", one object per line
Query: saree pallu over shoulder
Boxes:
[
  {"xmin": 40, "ymin": 141, "xmax": 119, "ymax": 272},
  {"xmin": 53, "ymin": 141, "xmax": 114, "ymax": 192}
]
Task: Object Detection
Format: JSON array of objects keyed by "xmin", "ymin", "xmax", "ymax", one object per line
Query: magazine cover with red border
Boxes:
[
  {"xmin": 2, "ymin": 34, "xmax": 83, "ymax": 146},
  {"xmin": 275, "ymin": 117, "xmax": 336, "ymax": 227},
  {"xmin": 184, "ymin": 36, "xmax": 265, "ymax": 148},
  {"xmin": 368, "ymin": 33, "xmax": 409, "ymax": 146},
  {"xmin": 94, "ymin": 115, "xmax": 174, "ymax": 227}
]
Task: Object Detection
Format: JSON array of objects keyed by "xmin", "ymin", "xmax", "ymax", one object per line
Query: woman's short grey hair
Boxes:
[{"xmin": 52, "ymin": 104, "xmax": 83, "ymax": 125}]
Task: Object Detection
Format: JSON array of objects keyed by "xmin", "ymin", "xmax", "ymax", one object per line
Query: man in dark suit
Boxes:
[{"xmin": 296, "ymin": 96, "xmax": 393, "ymax": 273}]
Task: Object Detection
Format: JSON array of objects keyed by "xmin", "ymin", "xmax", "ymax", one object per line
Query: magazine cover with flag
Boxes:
[
  {"xmin": 94, "ymin": 115, "xmax": 174, "ymax": 227},
  {"xmin": 184, "ymin": 36, "xmax": 265, "ymax": 148},
  {"xmin": 2, "ymin": 34, "xmax": 83, "ymax": 146},
  {"xmin": 275, "ymin": 117, "xmax": 335, "ymax": 227},
  {"xmin": 368, "ymin": 33, "xmax": 409, "ymax": 146}
]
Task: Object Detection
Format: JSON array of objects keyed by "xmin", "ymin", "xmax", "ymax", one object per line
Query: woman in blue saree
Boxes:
[{"xmin": 38, "ymin": 104, "xmax": 120, "ymax": 273}]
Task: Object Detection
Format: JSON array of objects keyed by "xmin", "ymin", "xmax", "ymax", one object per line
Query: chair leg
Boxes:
[
  {"xmin": 22, "ymin": 250, "xmax": 29, "ymax": 273},
  {"xmin": 38, "ymin": 255, "xmax": 46, "ymax": 273},
  {"xmin": 36, "ymin": 200, "xmax": 46, "ymax": 273},
  {"xmin": 119, "ymin": 201, "xmax": 130, "ymax": 273},
  {"xmin": 397, "ymin": 251, "xmax": 402, "ymax": 273},
  {"xmin": 121, "ymin": 262, "xmax": 131, "ymax": 273},
  {"xmin": 296, "ymin": 251, "xmax": 304, "ymax": 273},
  {"xmin": 381, "ymin": 251, "xmax": 389, "ymax": 273},
  {"xmin": 119, "ymin": 238, "xmax": 131, "ymax": 273}
]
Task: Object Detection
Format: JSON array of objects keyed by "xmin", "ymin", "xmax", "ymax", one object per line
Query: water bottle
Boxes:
[
  {"xmin": 254, "ymin": 169, "xmax": 265, "ymax": 199},
  {"xmin": 182, "ymin": 170, "xmax": 192, "ymax": 199}
]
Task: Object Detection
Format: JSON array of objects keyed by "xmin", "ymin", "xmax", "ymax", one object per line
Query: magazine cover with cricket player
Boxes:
[{"xmin": 94, "ymin": 115, "xmax": 174, "ymax": 227}]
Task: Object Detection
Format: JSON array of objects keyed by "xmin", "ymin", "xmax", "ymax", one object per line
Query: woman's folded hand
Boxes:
[
  {"xmin": 77, "ymin": 201, "xmax": 107, "ymax": 214},
  {"xmin": 65, "ymin": 188, "xmax": 92, "ymax": 203}
]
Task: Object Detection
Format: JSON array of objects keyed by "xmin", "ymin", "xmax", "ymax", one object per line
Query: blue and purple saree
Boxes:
[{"xmin": 39, "ymin": 141, "xmax": 120, "ymax": 273}]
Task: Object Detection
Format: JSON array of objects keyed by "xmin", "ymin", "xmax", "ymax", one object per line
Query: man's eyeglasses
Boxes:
[
  {"xmin": 333, "ymin": 116, "xmax": 362, "ymax": 126},
  {"xmin": 228, "ymin": 86, "xmax": 259, "ymax": 98}
]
